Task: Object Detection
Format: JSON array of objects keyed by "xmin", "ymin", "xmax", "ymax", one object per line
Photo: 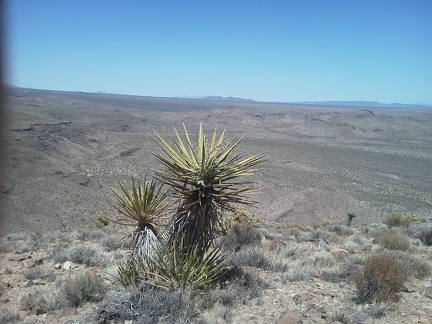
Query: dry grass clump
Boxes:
[
  {"xmin": 374, "ymin": 229, "xmax": 411, "ymax": 251},
  {"xmin": 353, "ymin": 252, "xmax": 408, "ymax": 304}
]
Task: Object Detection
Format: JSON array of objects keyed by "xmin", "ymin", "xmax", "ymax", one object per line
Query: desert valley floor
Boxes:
[{"xmin": 1, "ymin": 88, "xmax": 431, "ymax": 234}]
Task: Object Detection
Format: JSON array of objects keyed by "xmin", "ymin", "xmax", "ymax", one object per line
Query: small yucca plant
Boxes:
[
  {"xmin": 109, "ymin": 178, "xmax": 169, "ymax": 260},
  {"xmin": 153, "ymin": 124, "xmax": 265, "ymax": 250},
  {"xmin": 113, "ymin": 235, "xmax": 227, "ymax": 291}
]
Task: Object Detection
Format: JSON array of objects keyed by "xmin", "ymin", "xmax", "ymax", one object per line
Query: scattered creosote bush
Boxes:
[
  {"xmin": 384, "ymin": 213, "xmax": 420, "ymax": 228},
  {"xmin": 353, "ymin": 252, "xmax": 408, "ymax": 304},
  {"xmin": 374, "ymin": 229, "xmax": 411, "ymax": 251}
]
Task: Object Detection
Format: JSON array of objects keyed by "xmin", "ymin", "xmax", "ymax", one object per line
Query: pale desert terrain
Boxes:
[{"xmin": 1, "ymin": 88, "xmax": 431, "ymax": 234}]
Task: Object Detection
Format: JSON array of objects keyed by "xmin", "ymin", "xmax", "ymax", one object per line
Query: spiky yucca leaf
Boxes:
[
  {"xmin": 153, "ymin": 124, "xmax": 265, "ymax": 250},
  {"xmin": 109, "ymin": 178, "xmax": 169, "ymax": 259}
]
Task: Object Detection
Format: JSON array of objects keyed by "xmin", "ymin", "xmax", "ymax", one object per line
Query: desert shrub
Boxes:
[
  {"xmin": 215, "ymin": 268, "xmax": 267, "ymax": 305},
  {"xmin": 97, "ymin": 286, "xmax": 200, "ymax": 323},
  {"xmin": 69, "ymin": 245, "xmax": 101, "ymax": 266},
  {"xmin": 222, "ymin": 223, "xmax": 262, "ymax": 251},
  {"xmin": 23, "ymin": 266, "xmax": 45, "ymax": 280},
  {"xmin": 369, "ymin": 302, "xmax": 387, "ymax": 319},
  {"xmin": 313, "ymin": 254, "xmax": 342, "ymax": 282},
  {"xmin": 375, "ymin": 229, "xmax": 411, "ymax": 251},
  {"xmin": 220, "ymin": 205, "xmax": 261, "ymax": 230},
  {"xmin": 384, "ymin": 213, "xmax": 420, "ymax": 228},
  {"xmin": 0, "ymin": 305, "xmax": 19, "ymax": 323},
  {"xmin": 59, "ymin": 273, "xmax": 106, "ymax": 307},
  {"xmin": 276, "ymin": 221, "xmax": 307, "ymax": 235},
  {"xmin": 96, "ymin": 215, "xmax": 109, "ymax": 227},
  {"xmin": 325, "ymin": 224, "xmax": 353, "ymax": 236},
  {"xmin": 47, "ymin": 243, "xmax": 70, "ymax": 263},
  {"xmin": 284, "ymin": 267, "xmax": 312, "ymax": 282},
  {"xmin": 100, "ymin": 233, "xmax": 126, "ymax": 251},
  {"xmin": 330, "ymin": 310, "xmax": 349, "ymax": 323},
  {"xmin": 353, "ymin": 252, "xmax": 408, "ymax": 303},
  {"xmin": 45, "ymin": 230, "xmax": 71, "ymax": 243},
  {"xmin": 229, "ymin": 247, "xmax": 270, "ymax": 270},
  {"xmin": 417, "ymin": 227, "xmax": 432, "ymax": 246},
  {"xmin": 394, "ymin": 252, "xmax": 431, "ymax": 279},
  {"xmin": 76, "ymin": 229, "xmax": 107, "ymax": 242}
]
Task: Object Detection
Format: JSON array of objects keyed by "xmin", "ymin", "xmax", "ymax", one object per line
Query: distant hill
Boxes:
[
  {"xmin": 297, "ymin": 101, "xmax": 432, "ymax": 109},
  {"xmin": 176, "ymin": 95, "xmax": 255, "ymax": 102}
]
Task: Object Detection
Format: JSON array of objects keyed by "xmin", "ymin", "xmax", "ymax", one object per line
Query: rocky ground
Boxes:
[{"xmin": 0, "ymin": 219, "xmax": 432, "ymax": 323}]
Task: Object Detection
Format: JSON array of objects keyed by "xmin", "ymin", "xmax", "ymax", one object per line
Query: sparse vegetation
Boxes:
[{"xmin": 3, "ymin": 119, "xmax": 432, "ymax": 323}]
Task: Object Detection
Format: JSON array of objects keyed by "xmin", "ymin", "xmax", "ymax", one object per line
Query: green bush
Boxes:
[
  {"xmin": 353, "ymin": 252, "xmax": 408, "ymax": 303},
  {"xmin": 384, "ymin": 213, "xmax": 420, "ymax": 227}
]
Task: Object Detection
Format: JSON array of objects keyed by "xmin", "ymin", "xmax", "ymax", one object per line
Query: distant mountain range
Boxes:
[
  {"xmin": 7, "ymin": 85, "xmax": 431, "ymax": 108},
  {"xmin": 176, "ymin": 95, "xmax": 256, "ymax": 102},
  {"xmin": 296, "ymin": 101, "xmax": 432, "ymax": 109},
  {"xmin": 178, "ymin": 95, "xmax": 431, "ymax": 108}
]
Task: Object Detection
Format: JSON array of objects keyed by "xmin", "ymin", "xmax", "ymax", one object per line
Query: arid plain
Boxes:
[{"xmin": 1, "ymin": 88, "xmax": 431, "ymax": 235}]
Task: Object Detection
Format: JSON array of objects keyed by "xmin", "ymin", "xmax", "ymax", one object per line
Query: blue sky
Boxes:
[{"xmin": 5, "ymin": 0, "xmax": 432, "ymax": 104}]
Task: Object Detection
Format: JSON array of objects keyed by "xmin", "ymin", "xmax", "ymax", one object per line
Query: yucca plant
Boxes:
[
  {"xmin": 153, "ymin": 124, "xmax": 265, "ymax": 251},
  {"xmin": 145, "ymin": 234, "xmax": 227, "ymax": 291},
  {"xmin": 109, "ymin": 178, "xmax": 169, "ymax": 260},
  {"xmin": 113, "ymin": 235, "xmax": 227, "ymax": 291}
]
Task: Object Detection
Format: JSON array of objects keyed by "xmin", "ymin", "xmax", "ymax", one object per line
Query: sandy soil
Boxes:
[{"xmin": 1, "ymin": 88, "xmax": 431, "ymax": 235}]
